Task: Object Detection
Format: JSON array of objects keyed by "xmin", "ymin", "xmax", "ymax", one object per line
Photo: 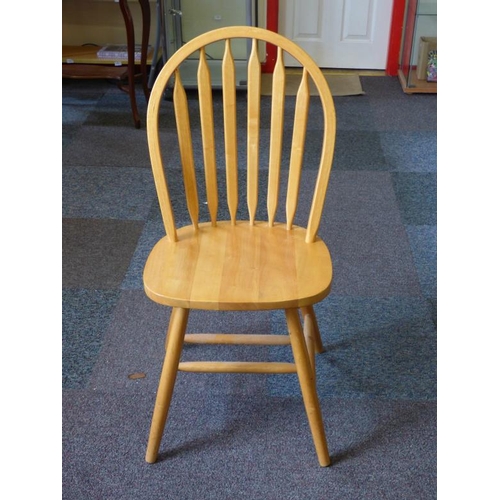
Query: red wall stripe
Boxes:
[
  {"xmin": 386, "ymin": 0, "xmax": 406, "ymax": 75},
  {"xmin": 262, "ymin": 0, "xmax": 279, "ymax": 73}
]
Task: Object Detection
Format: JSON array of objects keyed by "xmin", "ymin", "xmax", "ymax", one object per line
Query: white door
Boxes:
[{"xmin": 279, "ymin": 0, "xmax": 394, "ymax": 69}]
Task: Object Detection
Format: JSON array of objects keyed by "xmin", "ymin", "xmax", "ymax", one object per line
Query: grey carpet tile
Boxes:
[
  {"xmin": 62, "ymin": 124, "xmax": 151, "ymax": 167},
  {"xmin": 325, "ymin": 171, "xmax": 404, "ymax": 225},
  {"xmin": 262, "ymin": 94, "xmax": 332, "ymax": 131},
  {"xmin": 63, "ymin": 104, "xmax": 96, "ymax": 128},
  {"xmin": 391, "ymin": 172, "xmax": 437, "ymax": 225},
  {"xmin": 361, "ymin": 75, "xmax": 437, "ymax": 113},
  {"xmin": 142, "ymin": 169, "xmax": 277, "ymax": 225},
  {"xmin": 269, "ymin": 296, "xmax": 436, "ymax": 400},
  {"xmin": 359, "ymin": 78, "xmax": 436, "ymax": 133},
  {"xmin": 333, "ymin": 95, "xmax": 378, "ymax": 131},
  {"xmin": 156, "ymin": 92, "xmax": 328, "ymax": 132},
  {"xmin": 328, "ymin": 346, "xmax": 435, "ymax": 402},
  {"xmin": 332, "ymin": 130, "xmax": 388, "ymax": 171},
  {"xmin": 62, "ymin": 79, "xmax": 114, "ymax": 98},
  {"xmin": 63, "ymin": 86, "xmax": 387, "ymax": 174},
  {"xmin": 82, "ymin": 84, "xmax": 149, "ymax": 128},
  {"xmin": 380, "ymin": 131, "xmax": 437, "ymax": 172},
  {"xmin": 86, "ymin": 291, "xmax": 436, "ymax": 400},
  {"xmin": 359, "ymin": 76, "xmax": 405, "ymax": 98},
  {"xmin": 63, "ymin": 389, "xmax": 436, "ymax": 500},
  {"xmin": 121, "ymin": 218, "xmax": 165, "ymax": 290},
  {"xmin": 89, "ymin": 290, "xmax": 271, "ymax": 395},
  {"xmin": 156, "ymin": 125, "xmax": 331, "ymax": 174},
  {"xmin": 322, "ymin": 219, "xmax": 422, "ymax": 297},
  {"xmin": 369, "ymin": 95, "xmax": 437, "ymax": 132},
  {"xmin": 62, "ymin": 218, "xmax": 144, "ymax": 289},
  {"xmin": 62, "ymin": 289, "xmax": 121, "ymax": 389},
  {"xmin": 62, "ymin": 80, "xmax": 117, "ymax": 146},
  {"xmin": 280, "ymin": 324, "xmax": 436, "ymax": 399},
  {"xmin": 158, "ymin": 123, "xmax": 338, "ymax": 178},
  {"xmin": 405, "ymin": 225, "xmax": 437, "ymax": 299},
  {"xmin": 143, "ymin": 165, "xmax": 282, "ymax": 226},
  {"xmin": 62, "ymin": 166, "xmax": 156, "ymax": 220},
  {"xmin": 86, "ymin": 290, "xmax": 169, "ymax": 391},
  {"xmin": 63, "ymin": 124, "xmax": 83, "ymax": 149},
  {"xmin": 160, "ymin": 128, "xmax": 258, "ymax": 172},
  {"xmin": 157, "ymin": 169, "xmax": 406, "ymax": 227},
  {"xmin": 145, "ymin": 196, "xmax": 163, "ymax": 222},
  {"xmin": 428, "ymin": 297, "xmax": 437, "ymax": 326},
  {"xmin": 316, "ymin": 295, "xmax": 436, "ymax": 340}
]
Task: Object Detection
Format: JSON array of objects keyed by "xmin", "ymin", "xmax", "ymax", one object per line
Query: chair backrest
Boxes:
[{"xmin": 147, "ymin": 26, "xmax": 336, "ymax": 244}]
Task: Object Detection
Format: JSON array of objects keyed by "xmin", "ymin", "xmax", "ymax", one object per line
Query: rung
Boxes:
[
  {"xmin": 184, "ymin": 333, "xmax": 291, "ymax": 345},
  {"xmin": 178, "ymin": 361, "xmax": 297, "ymax": 374}
]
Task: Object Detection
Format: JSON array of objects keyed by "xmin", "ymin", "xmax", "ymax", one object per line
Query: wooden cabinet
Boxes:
[{"xmin": 62, "ymin": 0, "xmax": 158, "ymax": 128}]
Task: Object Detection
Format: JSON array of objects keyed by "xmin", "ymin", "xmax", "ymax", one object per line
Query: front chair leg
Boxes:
[
  {"xmin": 145, "ymin": 307, "xmax": 189, "ymax": 463},
  {"xmin": 285, "ymin": 308, "xmax": 331, "ymax": 467}
]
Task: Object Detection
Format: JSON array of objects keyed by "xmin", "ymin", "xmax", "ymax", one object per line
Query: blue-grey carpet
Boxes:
[{"xmin": 62, "ymin": 75, "xmax": 437, "ymax": 499}]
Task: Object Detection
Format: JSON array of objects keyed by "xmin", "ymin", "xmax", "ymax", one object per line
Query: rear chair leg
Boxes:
[
  {"xmin": 301, "ymin": 305, "xmax": 325, "ymax": 353},
  {"xmin": 302, "ymin": 311, "xmax": 316, "ymax": 381},
  {"xmin": 145, "ymin": 307, "xmax": 189, "ymax": 463}
]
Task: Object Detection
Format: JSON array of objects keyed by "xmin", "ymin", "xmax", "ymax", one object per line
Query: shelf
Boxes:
[
  {"xmin": 62, "ymin": 63, "xmax": 130, "ymax": 80},
  {"xmin": 62, "ymin": 44, "xmax": 156, "ymax": 65},
  {"xmin": 397, "ymin": 69, "xmax": 436, "ymax": 94}
]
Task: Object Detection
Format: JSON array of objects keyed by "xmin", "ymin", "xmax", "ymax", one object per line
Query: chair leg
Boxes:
[
  {"xmin": 285, "ymin": 308, "xmax": 331, "ymax": 467},
  {"xmin": 145, "ymin": 307, "xmax": 189, "ymax": 463},
  {"xmin": 302, "ymin": 311, "xmax": 316, "ymax": 381},
  {"xmin": 301, "ymin": 305, "xmax": 325, "ymax": 353}
]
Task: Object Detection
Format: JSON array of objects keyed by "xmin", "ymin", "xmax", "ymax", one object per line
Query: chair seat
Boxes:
[{"xmin": 144, "ymin": 221, "xmax": 332, "ymax": 311}]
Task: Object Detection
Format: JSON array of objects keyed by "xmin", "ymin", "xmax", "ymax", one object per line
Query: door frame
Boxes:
[
  {"xmin": 263, "ymin": 0, "xmax": 404, "ymax": 75},
  {"xmin": 385, "ymin": 0, "xmax": 406, "ymax": 75},
  {"xmin": 261, "ymin": 0, "xmax": 279, "ymax": 72}
]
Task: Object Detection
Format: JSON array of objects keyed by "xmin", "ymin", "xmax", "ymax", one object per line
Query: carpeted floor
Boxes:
[{"xmin": 62, "ymin": 74, "xmax": 437, "ymax": 499}]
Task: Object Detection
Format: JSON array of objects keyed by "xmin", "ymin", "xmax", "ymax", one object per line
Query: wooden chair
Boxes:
[{"xmin": 144, "ymin": 26, "xmax": 336, "ymax": 467}]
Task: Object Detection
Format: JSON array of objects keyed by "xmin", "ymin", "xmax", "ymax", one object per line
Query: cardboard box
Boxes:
[{"xmin": 417, "ymin": 37, "xmax": 437, "ymax": 80}]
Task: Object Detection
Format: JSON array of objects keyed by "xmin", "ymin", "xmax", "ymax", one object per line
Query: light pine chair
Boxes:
[{"xmin": 144, "ymin": 26, "xmax": 336, "ymax": 467}]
